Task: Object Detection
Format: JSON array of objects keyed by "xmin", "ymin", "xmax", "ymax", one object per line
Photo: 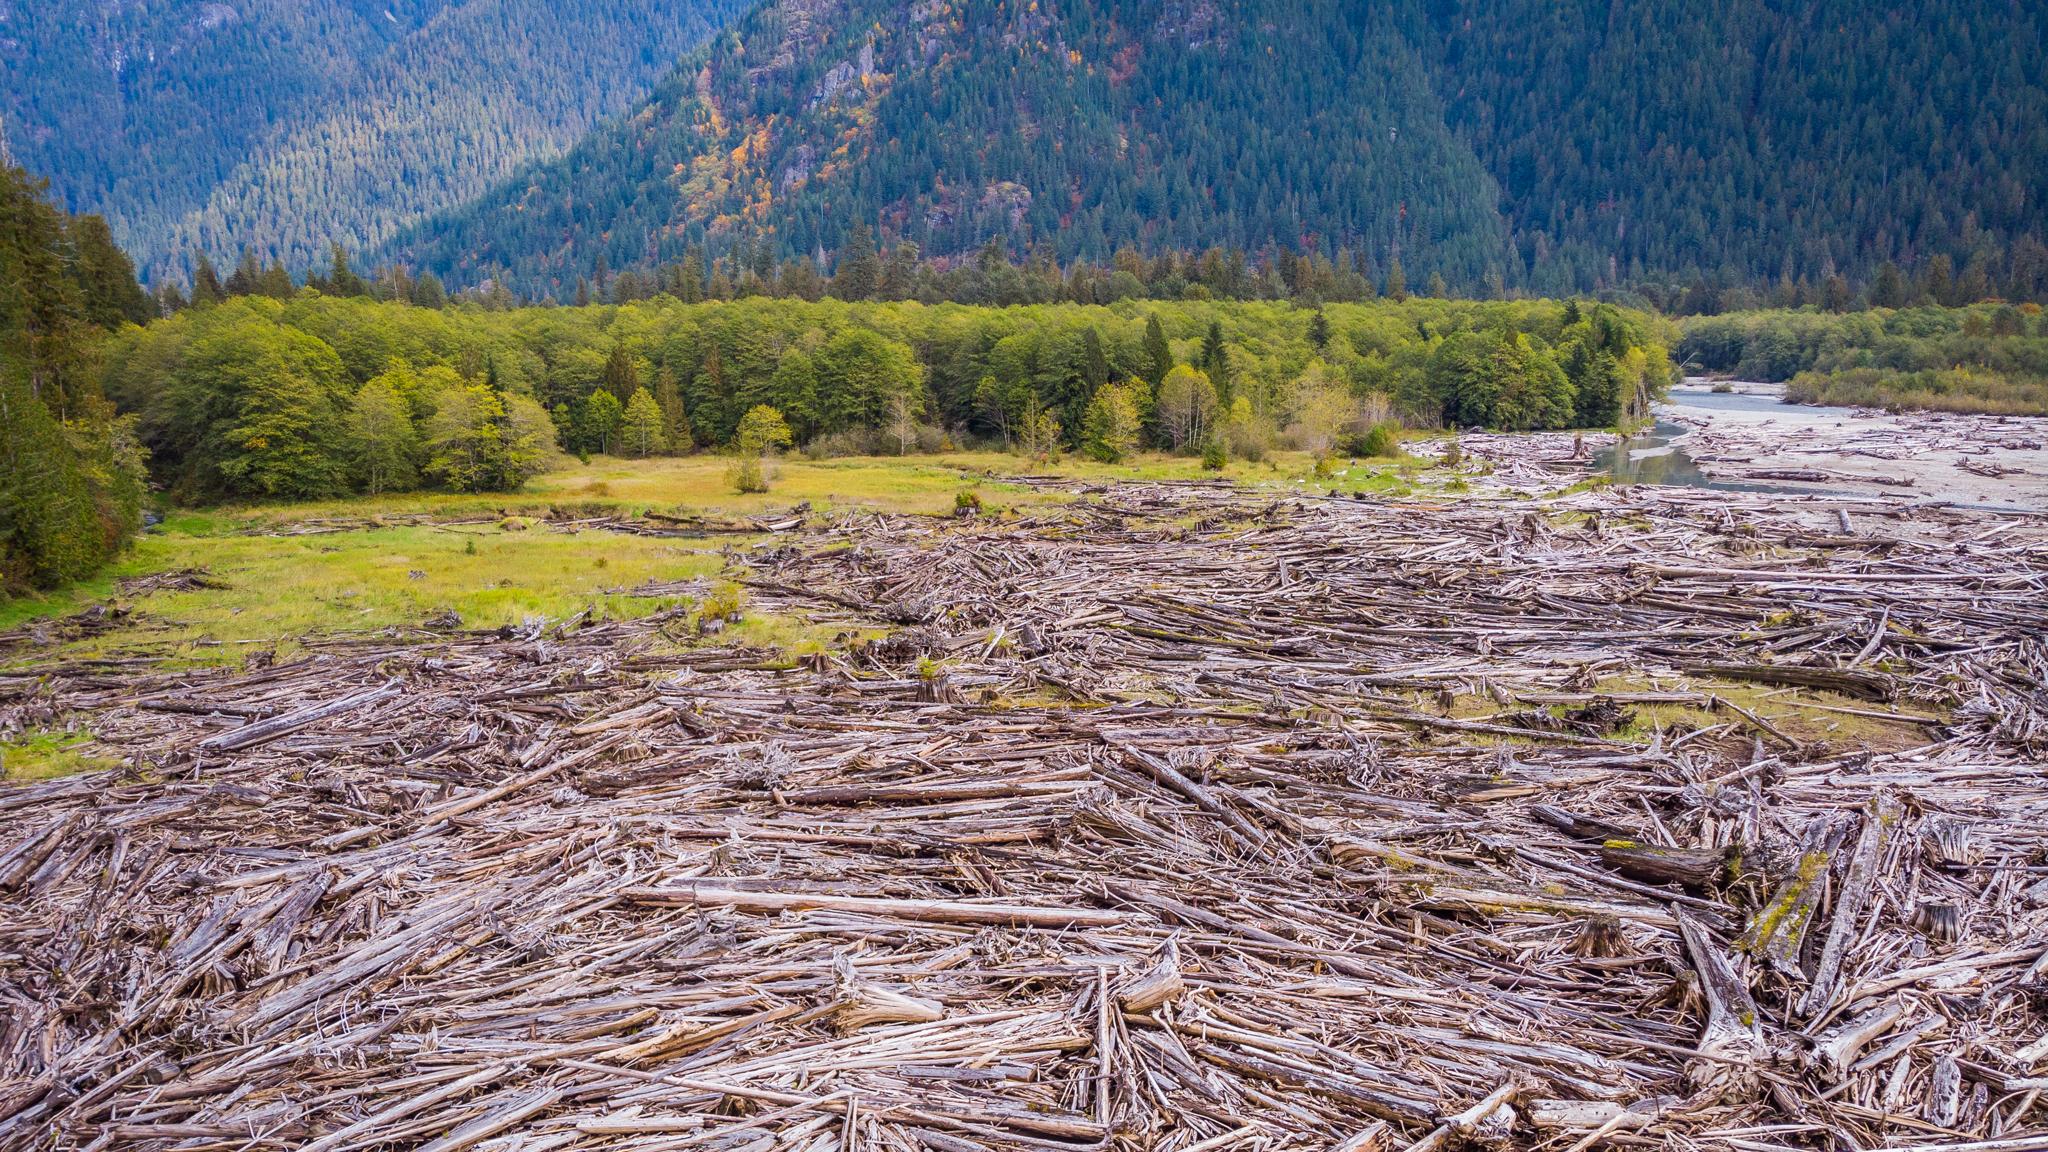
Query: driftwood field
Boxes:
[{"xmin": 3, "ymin": 479, "xmax": 2047, "ymax": 1152}]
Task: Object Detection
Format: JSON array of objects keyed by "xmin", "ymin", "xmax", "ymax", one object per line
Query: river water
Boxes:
[{"xmin": 1591, "ymin": 386, "xmax": 1861, "ymax": 491}]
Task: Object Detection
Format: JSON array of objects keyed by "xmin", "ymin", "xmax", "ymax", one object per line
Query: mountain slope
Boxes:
[
  {"xmin": 382, "ymin": 0, "xmax": 1512, "ymax": 296},
  {"xmin": 1, "ymin": 0, "xmax": 747, "ymax": 278},
  {"xmin": 1421, "ymin": 0, "xmax": 2048, "ymax": 297},
  {"xmin": 383, "ymin": 0, "xmax": 2047, "ymax": 299}
]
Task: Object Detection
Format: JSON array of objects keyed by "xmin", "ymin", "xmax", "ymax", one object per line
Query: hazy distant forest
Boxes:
[{"xmin": 2, "ymin": 0, "xmax": 748, "ymax": 274}]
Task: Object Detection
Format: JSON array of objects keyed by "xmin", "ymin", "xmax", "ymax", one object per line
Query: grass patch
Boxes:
[
  {"xmin": 2, "ymin": 449, "xmax": 1350, "ymax": 669},
  {"xmin": 2, "ymin": 730, "xmax": 121, "ymax": 782},
  {"xmin": 1786, "ymin": 367, "xmax": 2048, "ymax": 414}
]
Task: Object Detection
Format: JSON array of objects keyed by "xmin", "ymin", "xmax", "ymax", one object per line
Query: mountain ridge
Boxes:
[
  {"xmin": 377, "ymin": 0, "xmax": 2048, "ymax": 301},
  {"xmin": 2, "ymin": 0, "xmax": 747, "ymax": 278}
]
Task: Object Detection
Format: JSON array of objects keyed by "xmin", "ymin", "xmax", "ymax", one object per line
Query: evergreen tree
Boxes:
[
  {"xmin": 832, "ymin": 222, "xmax": 882, "ymax": 301},
  {"xmin": 258, "ymin": 260, "xmax": 296, "ymax": 300},
  {"xmin": 70, "ymin": 214, "xmax": 155, "ymax": 328},
  {"xmin": 0, "ymin": 167, "xmax": 145, "ymax": 587},
  {"xmin": 325, "ymin": 244, "xmax": 366, "ymax": 297},
  {"xmin": 653, "ymin": 365, "xmax": 691, "ymax": 452},
  {"xmin": 412, "ymin": 270, "xmax": 445, "ymax": 309},
  {"xmin": 192, "ymin": 253, "xmax": 226, "ymax": 305},
  {"xmin": 879, "ymin": 242, "xmax": 918, "ymax": 301},
  {"xmin": 1925, "ymin": 255, "xmax": 1955, "ymax": 306},
  {"xmin": 1307, "ymin": 309, "xmax": 1331, "ymax": 351},
  {"xmin": 678, "ymin": 249, "xmax": 706, "ymax": 304},
  {"xmin": 602, "ymin": 344, "xmax": 639, "ymax": 403},
  {"xmin": 1427, "ymin": 272, "xmax": 1447, "ymax": 299},
  {"xmin": 1385, "ymin": 259, "xmax": 1407, "ymax": 303},
  {"xmin": 227, "ymin": 249, "xmax": 261, "ymax": 297},
  {"xmin": 780, "ymin": 257, "xmax": 824, "ymax": 302},
  {"xmin": 1142, "ymin": 314, "xmax": 1173, "ymax": 389},
  {"xmin": 575, "ymin": 275, "xmax": 591, "ymax": 308}
]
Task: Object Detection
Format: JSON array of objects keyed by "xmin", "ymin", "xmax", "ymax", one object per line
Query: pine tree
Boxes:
[
  {"xmin": 1142, "ymin": 314, "xmax": 1173, "ymax": 389},
  {"xmin": 678, "ymin": 249, "xmax": 705, "ymax": 304},
  {"xmin": 1307, "ymin": 309, "xmax": 1331, "ymax": 351},
  {"xmin": 1427, "ymin": 272, "xmax": 1447, "ymax": 299},
  {"xmin": 412, "ymin": 270, "xmax": 445, "ymax": 309},
  {"xmin": 69, "ymin": 214, "xmax": 155, "ymax": 328},
  {"xmin": 1201, "ymin": 319, "xmax": 1230, "ymax": 404},
  {"xmin": 1871, "ymin": 262, "xmax": 1906, "ymax": 309},
  {"xmin": 227, "ymin": 249, "xmax": 261, "ymax": 297},
  {"xmin": 258, "ymin": 260, "xmax": 296, "ymax": 300},
  {"xmin": 325, "ymin": 244, "xmax": 365, "ymax": 297},
  {"xmin": 879, "ymin": 242, "xmax": 918, "ymax": 301},
  {"xmin": 1925, "ymin": 255, "xmax": 1955, "ymax": 307},
  {"xmin": 1385, "ymin": 259, "xmax": 1407, "ymax": 303},
  {"xmin": 192, "ymin": 253, "xmax": 226, "ymax": 305},
  {"xmin": 602, "ymin": 344, "xmax": 638, "ymax": 403},
  {"xmin": 654, "ymin": 365, "xmax": 691, "ymax": 451},
  {"xmin": 575, "ymin": 276, "xmax": 591, "ymax": 307},
  {"xmin": 832, "ymin": 222, "xmax": 882, "ymax": 301}
]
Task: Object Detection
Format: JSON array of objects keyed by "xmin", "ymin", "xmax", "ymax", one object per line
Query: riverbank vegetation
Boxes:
[
  {"xmin": 1678, "ymin": 302, "xmax": 2048, "ymax": 414},
  {"xmin": 98, "ymin": 292, "xmax": 1676, "ymax": 507}
]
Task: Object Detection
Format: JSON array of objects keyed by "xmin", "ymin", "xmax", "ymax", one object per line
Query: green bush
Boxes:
[
  {"xmin": 1201, "ymin": 441, "xmax": 1227, "ymax": 470},
  {"xmin": 1360, "ymin": 423, "xmax": 1401, "ymax": 457}
]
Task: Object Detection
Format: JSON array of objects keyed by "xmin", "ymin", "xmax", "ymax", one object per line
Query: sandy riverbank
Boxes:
[{"xmin": 1656, "ymin": 382, "xmax": 2048, "ymax": 509}]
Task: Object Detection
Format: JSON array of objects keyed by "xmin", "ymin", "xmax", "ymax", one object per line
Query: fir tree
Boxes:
[
  {"xmin": 678, "ymin": 249, "xmax": 705, "ymax": 304},
  {"xmin": 602, "ymin": 344, "xmax": 638, "ymax": 403},
  {"xmin": 654, "ymin": 365, "xmax": 691, "ymax": 451},
  {"xmin": 70, "ymin": 214, "xmax": 155, "ymax": 328},
  {"xmin": 1307, "ymin": 309, "xmax": 1331, "ymax": 351},
  {"xmin": 1142, "ymin": 314, "xmax": 1173, "ymax": 389},
  {"xmin": 192, "ymin": 253, "xmax": 226, "ymax": 305},
  {"xmin": 879, "ymin": 242, "xmax": 918, "ymax": 301},
  {"xmin": 258, "ymin": 260, "xmax": 296, "ymax": 300},
  {"xmin": 1384, "ymin": 259, "xmax": 1407, "ymax": 303},
  {"xmin": 575, "ymin": 276, "xmax": 590, "ymax": 307},
  {"xmin": 832, "ymin": 222, "xmax": 882, "ymax": 301},
  {"xmin": 226, "ymin": 249, "xmax": 261, "ymax": 297}
]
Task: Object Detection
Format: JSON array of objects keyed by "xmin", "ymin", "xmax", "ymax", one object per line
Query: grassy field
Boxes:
[{"xmin": 0, "ymin": 443, "xmax": 1466, "ymax": 642}]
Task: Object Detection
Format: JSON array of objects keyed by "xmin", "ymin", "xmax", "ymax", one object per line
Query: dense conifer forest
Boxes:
[
  {"xmin": 0, "ymin": 0, "xmax": 744, "ymax": 279},
  {"xmin": 0, "ymin": 169, "xmax": 154, "ymax": 591},
  {"xmin": 376, "ymin": 0, "xmax": 2046, "ymax": 305}
]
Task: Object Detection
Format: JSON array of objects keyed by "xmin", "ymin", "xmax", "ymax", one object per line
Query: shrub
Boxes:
[
  {"xmin": 955, "ymin": 490, "xmax": 983, "ymax": 513},
  {"xmin": 1201, "ymin": 441, "xmax": 1227, "ymax": 470},
  {"xmin": 1440, "ymin": 440, "xmax": 1463, "ymax": 466},
  {"xmin": 725, "ymin": 454, "xmax": 772, "ymax": 493},
  {"xmin": 701, "ymin": 581, "xmax": 745, "ymax": 620},
  {"xmin": 1360, "ymin": 423, "xmax": 1400, "ymax": 458},
  {"xmin": 1710, "ymin": 383, "xmax": 1734, "ymax": 393}
]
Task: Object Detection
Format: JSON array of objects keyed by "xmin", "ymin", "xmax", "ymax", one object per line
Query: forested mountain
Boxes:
[
  {"xmin": 379, "ymin": 0, "xmax": 2046, "ymax": 303},
  {"xmin": 1, "ymin": 0, "xmax": 746, "ymax": 280},
  {"xmin": 382, "ymin": 0, "xmax": 1512, "ymax": 299},
  {"xmin": 1422, "ymin": 0, "xmax": 2048, "ymax": 300}
]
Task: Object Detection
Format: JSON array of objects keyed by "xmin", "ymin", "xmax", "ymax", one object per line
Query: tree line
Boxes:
[
  {"xmin": 103, "ymin": 269, "xmax": 1677, "ymax": 502},
  {"xmin": 0, "ymin": 168, "xmax": 155, "ymax": 591}
]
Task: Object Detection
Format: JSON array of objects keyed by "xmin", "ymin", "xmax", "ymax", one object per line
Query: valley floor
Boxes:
[{"xmin": 3, "ymin": 472, "xmax": 2045, "ymax": 1150}]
